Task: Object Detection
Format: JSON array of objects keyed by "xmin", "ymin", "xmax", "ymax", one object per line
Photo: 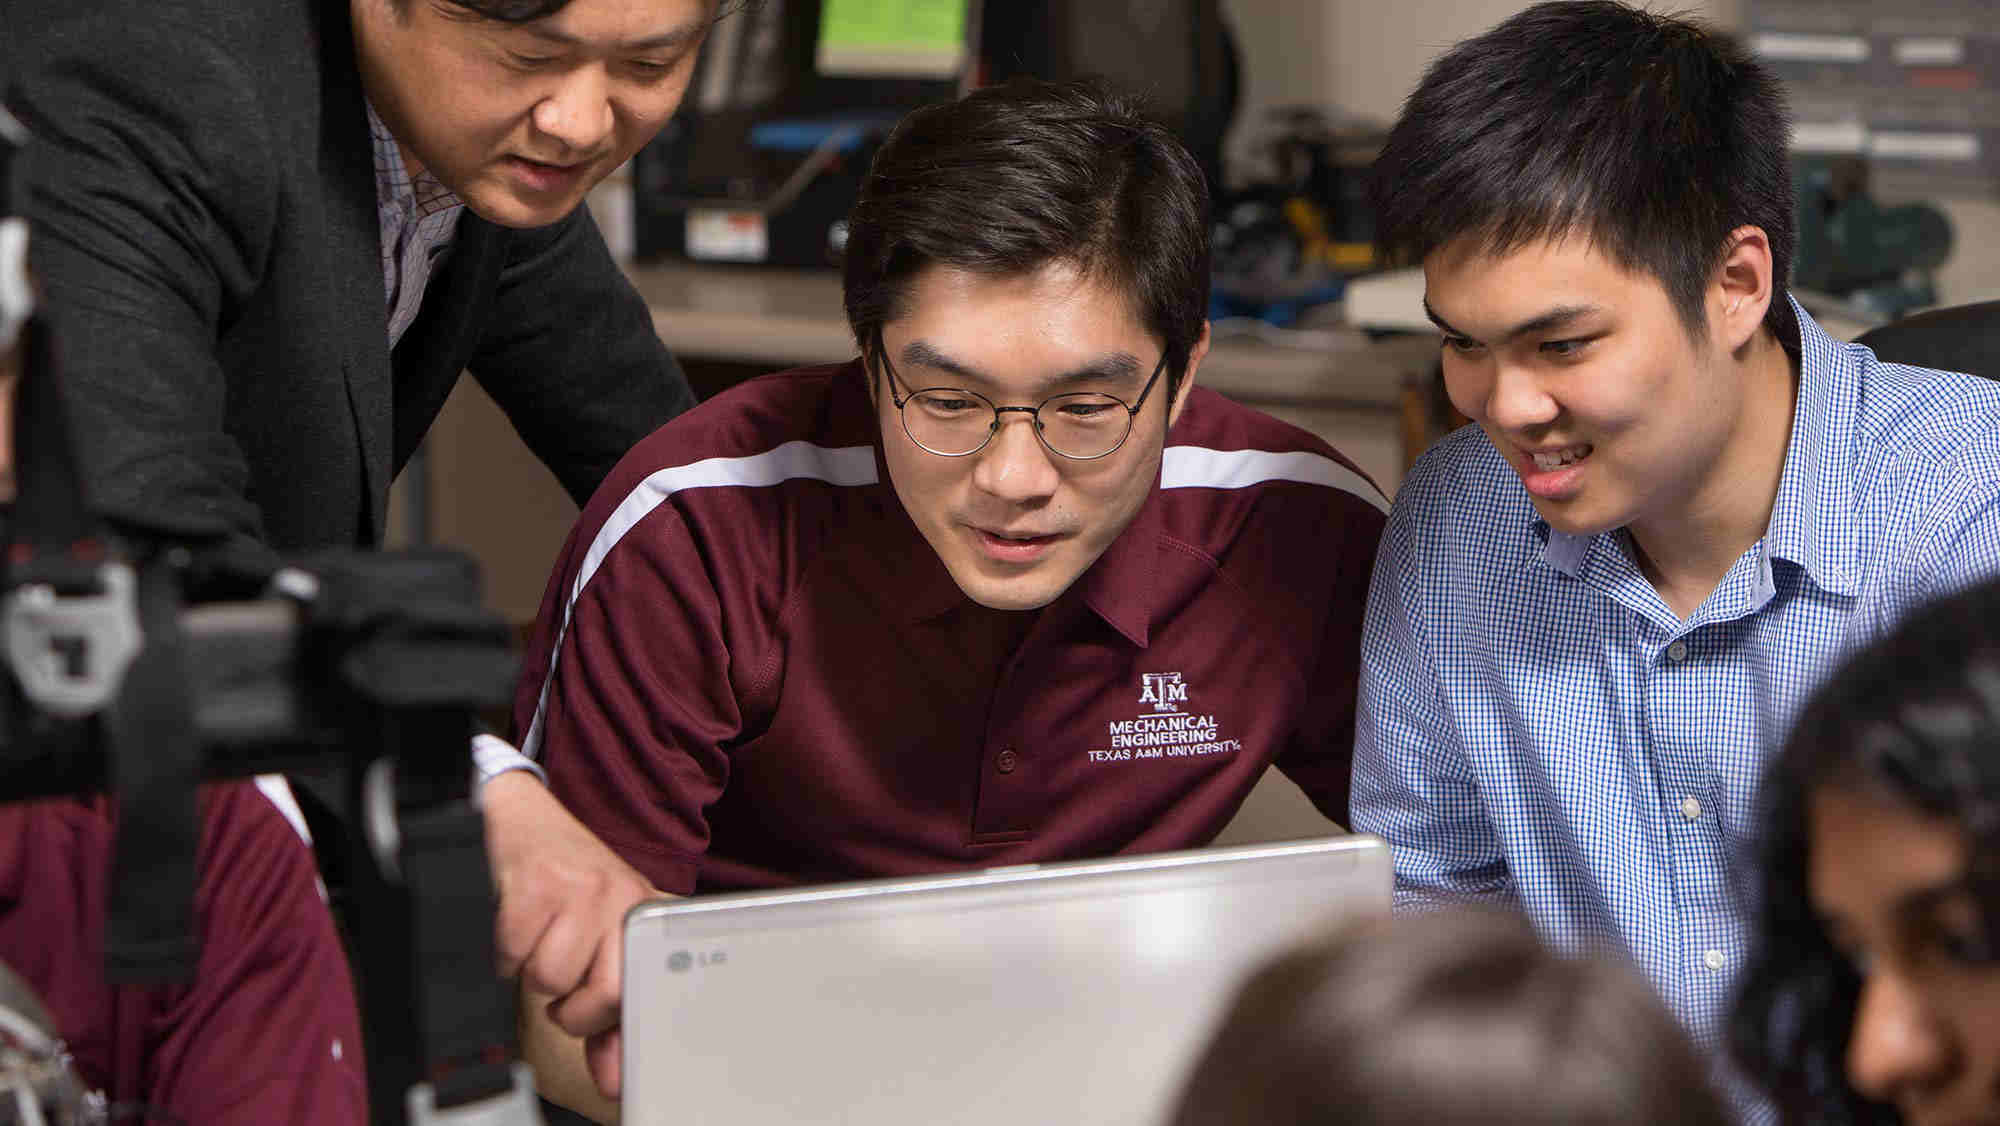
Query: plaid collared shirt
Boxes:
[
  {"xmin": 1351, "ymin": 300, "xmax": 2000, "ymax": 1058},
  {"xmin": 366, "ymin": 101, "xmax": 463, "ymax": 348}
]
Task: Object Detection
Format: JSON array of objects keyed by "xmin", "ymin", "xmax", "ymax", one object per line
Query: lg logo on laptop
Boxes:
[{"xmin": 668, "ymin": 949, "xmax": 729, "ymax": 972}]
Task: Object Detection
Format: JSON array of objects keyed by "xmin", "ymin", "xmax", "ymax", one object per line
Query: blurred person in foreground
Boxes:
[
  {"xmin": 1171, "ymin": 908, "xmax": 1732, "ymax": 1126},
  {"xmin": 1733, "ymin": 577, "xmax": 2000, "ymax": 1126}
]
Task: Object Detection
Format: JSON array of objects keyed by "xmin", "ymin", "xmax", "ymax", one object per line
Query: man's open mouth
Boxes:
[{"xmin": 1527, "ymin": 444, "xmax": 1592, "ymax": 471}]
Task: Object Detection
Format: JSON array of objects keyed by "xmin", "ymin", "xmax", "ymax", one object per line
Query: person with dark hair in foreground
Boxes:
[
  {"xmin": 1349, "ymin": 0, "xmax": 2000, "ymax": 1082},
  {"xmin": 4, "ymin": 0, "xmax": 726, "ymax": 1084},
  {"xmin": 1732, "ymin": 578, "xmax": 2000, "ymax": 1126},
  {"xmin": 1171, "ymin": 909, "xmax": 1732, "ymax": 1126},
  {"xmin": 513, "ymin": 77, "xmax": 1386, "ymax": 1119}
]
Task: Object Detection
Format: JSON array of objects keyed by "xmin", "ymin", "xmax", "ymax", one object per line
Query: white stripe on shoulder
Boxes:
[
  {"xmin": 254, "ymin": 774, "xmax": 313, "ymax": 847},
  {"xmin": 253, "ymin": 774, "xmax": 329, "ymax": 902},
  {"xmin": 1162, "ymin": 445, "xmax": 1389, "ymax": 514},
  {"xmin": 522, "ymin": 441, "xmax": 877, "ymax": 759}
]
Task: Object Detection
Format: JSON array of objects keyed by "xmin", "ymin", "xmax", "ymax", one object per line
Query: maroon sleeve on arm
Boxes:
[
  {"xmin": 519, "ymin": 499, "xmax": 747, "ymax": 896},
  {"xmin": 141, "ymin": 782, "xmax": 367, "ymax": 1126},
  {"xmin": 1273, "ymin": 503, "xmax": 1386, "ymax": 828}
]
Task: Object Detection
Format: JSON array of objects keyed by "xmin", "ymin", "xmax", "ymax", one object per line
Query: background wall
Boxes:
[{"xmin": 1223, "ymin": 0, "xmax": 1739, "ymax": 131}]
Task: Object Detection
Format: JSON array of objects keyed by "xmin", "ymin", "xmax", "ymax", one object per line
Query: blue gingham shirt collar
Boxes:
[{"xmin": 1541, "ymin": 297, "xmax": 1862, "ymax": 598}]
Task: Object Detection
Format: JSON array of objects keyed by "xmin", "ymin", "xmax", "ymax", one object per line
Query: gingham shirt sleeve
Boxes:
[{"xmin": 1349, "ymin": 480, "xmax": 1515, "ymax": 909}]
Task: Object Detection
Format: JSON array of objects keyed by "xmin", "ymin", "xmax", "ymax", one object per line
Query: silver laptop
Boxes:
[{"xmin": 622, "ymin": 834, "xmax": 1391, "ymax": 1126}]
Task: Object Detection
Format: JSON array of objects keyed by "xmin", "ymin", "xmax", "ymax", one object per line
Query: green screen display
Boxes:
[{"xmin": 816, "ymin": 0, "xmax": 971, "ymax": 78}]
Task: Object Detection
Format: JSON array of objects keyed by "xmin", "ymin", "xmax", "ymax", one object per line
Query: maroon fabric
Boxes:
[
  {"xmin": 0, "ymin": 782, "xmax": 367, "ymax": 1124},
  {"xmin": 517, "ymin": 361, "xmax": 1386, "ymax": 896}
]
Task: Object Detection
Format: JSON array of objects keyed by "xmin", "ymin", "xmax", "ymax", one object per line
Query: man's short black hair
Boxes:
[
  {"xmin": 1371, "ymin": 0, "xmax": 1795, "ymax": 345},
  {"xmin": 842, "ymin": 77, "xmax": 1212, "ymax": 398}
]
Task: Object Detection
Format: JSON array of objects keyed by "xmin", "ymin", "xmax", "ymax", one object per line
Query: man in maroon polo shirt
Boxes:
[
  {"xmin": 513, "ymin": 78, "xmax": 1388, "ymax": 1118},
  {"xmin": 0, "ymin": 781, "xmax": 367, "ymax": 1124}
]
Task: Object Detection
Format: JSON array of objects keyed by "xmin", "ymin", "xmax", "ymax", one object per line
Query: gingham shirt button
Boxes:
[
  {"xmin": 1702, "ymin": 949, "xmax": 1727, "ymax": 972},
  {"xmin": 1667, "ymin": 641, "xmax": 1689, "ymax": 662},
  {"xmin": 1680, "ymin": 795, "xmax": 1702, "ymax": 821}
]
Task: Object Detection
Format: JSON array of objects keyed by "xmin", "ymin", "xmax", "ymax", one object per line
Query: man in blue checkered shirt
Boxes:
[{"xmin": 1349, "ymin": 0, "xmax": 2000, "ymax": 1070}]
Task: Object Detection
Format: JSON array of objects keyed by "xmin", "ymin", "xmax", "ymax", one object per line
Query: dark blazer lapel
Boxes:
[
  {"xmin": 391, "ymin": 216, "xmax": 503, "ymax": 476},
  {"xmin": 316, "ymin": 0, "xmax": 394, "ymax": 536}
]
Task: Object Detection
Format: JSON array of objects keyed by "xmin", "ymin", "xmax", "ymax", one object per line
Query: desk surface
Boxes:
[{"xmin": 626, "ymin": 261, "xmax": 1437, "ymax": 410}]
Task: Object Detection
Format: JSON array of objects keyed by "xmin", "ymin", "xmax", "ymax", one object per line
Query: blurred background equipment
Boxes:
[
  {"xmin": 1792, "ymin": 154, "xmax": 1954, "ymax": 322},
  {"xmin": 1211, "ymin": 106, "xmax": 1382, "ymax": 327},
  {"xmin": 633, "ymin": 0, "xmax": 1239, "ymax": 267}
]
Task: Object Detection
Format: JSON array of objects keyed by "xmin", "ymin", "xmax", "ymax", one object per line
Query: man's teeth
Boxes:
[{"xmin": 1530, "ymin": 447, "xmax": 1590, "ymax": 471}]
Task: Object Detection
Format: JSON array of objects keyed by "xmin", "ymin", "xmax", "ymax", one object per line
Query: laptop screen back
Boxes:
[{"xmin": 622, "ymin": 835, "xmax": 1391, "ymax": 1125}]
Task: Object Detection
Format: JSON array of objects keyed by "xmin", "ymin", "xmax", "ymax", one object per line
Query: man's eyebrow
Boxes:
[
  {"xmin": 1422, "ymin": 299, "xmax": 1604, "ymax": 343},
  {"xmin": 900, "ymin": 340, "xmax": 1144, "ymax": 392},
  {"xmin": 520, "ymin": 20, "xmax": 707, "ymax": 51}
]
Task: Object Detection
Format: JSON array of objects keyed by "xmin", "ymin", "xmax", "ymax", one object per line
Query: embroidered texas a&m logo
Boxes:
[
  {"xmin": 1086, "ymin": 671, "xmax": 1241, "ymax": 763},
  {"xmin": 1139, "ymin": 671, "xmax": 1188, "ymax": 713}
]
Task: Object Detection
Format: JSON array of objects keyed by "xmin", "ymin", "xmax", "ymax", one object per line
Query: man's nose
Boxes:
[
  {"xmin": 1488, "ymin": 360, "xmax": 1563, "ymax": 432},
  {"xmin": 1847, "ymin": 967, "xmax": 1957, "ymax": 1105},
  {"xmin": 1449, "ymin": 356, "xmax": 1559, "ymax": 433},
  {"xmin": 969, "ymin": 411, "xmax": 1061, "ymax": 503},
  {"xmin": 530, "ymin": 67, "xmax": 614, "ymax": 155}
]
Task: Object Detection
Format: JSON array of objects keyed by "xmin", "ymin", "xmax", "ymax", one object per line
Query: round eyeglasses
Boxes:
[{"xmin": 874, "ymin": 345, "xmax": 1171, "ymax": 460}]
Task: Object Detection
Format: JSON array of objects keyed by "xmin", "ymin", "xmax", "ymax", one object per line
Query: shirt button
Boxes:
[
  {"xmin": 1679, "ymin": 795, "xmax": 1702, "ymax": 821},
  {"xmin": 1702, "ymin": 949, "xmax": 1727, "ymax": 972},
  {"xmin": 1667, "ymin": 641, "xmax": 1689, "ymax": 662},
  {"xmin": 996, "ymin": 747, "xmax": 1019, "ymax": 774}
]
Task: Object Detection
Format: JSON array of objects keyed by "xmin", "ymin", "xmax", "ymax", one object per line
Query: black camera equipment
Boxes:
[{"xmin": 0, "ymin": 105, "xmax": 544, "ymax": 1126}]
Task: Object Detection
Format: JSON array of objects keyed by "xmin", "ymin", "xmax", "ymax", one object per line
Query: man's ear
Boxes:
[
  {"xmin": 1167, "ymin": 321, "xmax": 1210, "ymax": 430},
  {"xmin": 1712, "ymin": 225, "xmax": 1775, "ymax": 354}
]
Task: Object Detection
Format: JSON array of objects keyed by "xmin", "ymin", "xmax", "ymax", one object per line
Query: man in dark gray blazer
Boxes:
[{"xmin": 4, "ymin": 0, "xmax": 717, "ymax": 1102}]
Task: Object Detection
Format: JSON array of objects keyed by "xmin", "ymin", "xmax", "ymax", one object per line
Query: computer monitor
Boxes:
[{"xmin": 814, "ymin": 0, "xmax": 975, "ymax": 81}]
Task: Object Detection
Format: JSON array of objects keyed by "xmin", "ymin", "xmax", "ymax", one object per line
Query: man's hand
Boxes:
[
  {"xmin": 483, "ymin": 771, "xmax": 657, "ymax": 1099},
  {"xmin": 521, "ymin": 987, "xmax": 623, "ymax": 1123}
]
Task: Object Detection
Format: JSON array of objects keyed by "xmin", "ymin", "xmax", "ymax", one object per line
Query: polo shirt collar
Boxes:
[
  {"xmin": 869, "ymin": 474, "xmax": 975, "ymax": 624},
  {"xmin": 1070, "ymin": 482, "xmax": 1161, "ymax": 648},
  {"xmin": 1538, "ymin": 298, "xmax": 1859, "ymax": 596}
]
